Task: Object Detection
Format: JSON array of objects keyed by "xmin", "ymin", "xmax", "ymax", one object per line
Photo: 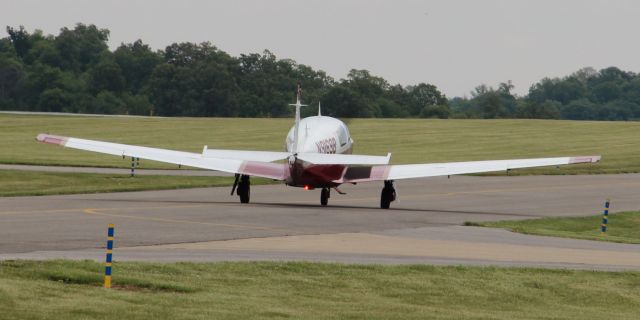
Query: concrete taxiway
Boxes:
[{"xmin": 1, "ymin": 174, "xmax": 639, "ymax": 270}]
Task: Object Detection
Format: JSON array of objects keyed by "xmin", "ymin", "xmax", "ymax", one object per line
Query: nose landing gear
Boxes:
[{"xmin": 380, "ymin": 180, "xmax": 396, "ymax": 209}]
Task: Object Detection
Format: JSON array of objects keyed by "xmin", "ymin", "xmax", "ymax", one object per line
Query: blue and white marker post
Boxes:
[
  {"xmin": 104, "ymin": 223, "xmax": 115, "ymax": 288},
  {"xmin": 600, "ymin": 199, "xmax": 610, "ymax": 237}
]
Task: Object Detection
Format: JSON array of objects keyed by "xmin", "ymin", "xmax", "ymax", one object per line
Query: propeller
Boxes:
[{"xmin": 230, "ymin": 173, "xmax": 240, "ymax": 195}]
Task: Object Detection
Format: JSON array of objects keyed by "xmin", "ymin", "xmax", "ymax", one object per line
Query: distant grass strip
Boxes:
[
  {"xmin": 2, "ymin": 114, "xmax": 638, "ymax": 174},
  {"xmin": 0, "ymin": 170, "xmax": 272, "ymax": 197},
  {"xmin": 0, "ymin": 260, "xmax": 638, "ymax": 319},
  {"xmin": 470, "ymin": 211, "xmax": 640, "ymax": 244}
]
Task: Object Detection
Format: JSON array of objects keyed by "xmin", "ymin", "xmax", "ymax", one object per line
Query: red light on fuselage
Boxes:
[{"xmin": 304, "ymin": 185, "xmax": 310, "ymax": 190}]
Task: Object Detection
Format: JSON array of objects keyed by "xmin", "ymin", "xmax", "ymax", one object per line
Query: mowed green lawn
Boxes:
[
  {"xmin": 472, "ymin": 211, "xmax": 640, "ymax": 244},
  {"xmin": 1, "ymin": 260, "xmax": 639, "ymax": 320},
  {"xmin": 0, "ymin": 170, "xmax": 275, "ymax": 197},
  {"xmin": 2, "ymin": 114, "xmax": 639, "ymax": 174}
]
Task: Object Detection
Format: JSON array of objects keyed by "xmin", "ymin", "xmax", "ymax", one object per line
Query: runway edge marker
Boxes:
[
  {"xmin": 104, "ymin": 223, "xmax": 115, "ymax": 288},
  {"xmin": 600, "ymin": 199, "xmax": 610, "ymax": 237}
]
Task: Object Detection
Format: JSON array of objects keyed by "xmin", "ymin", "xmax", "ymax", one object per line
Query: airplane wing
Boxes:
[
  {"xmin": 337, "ymin": 156, "xmax": 601, "ymax": 183},
  {"xmin": 203, "ymin": 150, "xmax": 391, "ymax": 165},
  {"xmin": 203, "ymin": 147, "xmax": 290, "ymax": 162},
  {"xmin": 36, "ymin": 134, "xmax": 288, "ymax": 180},
  {"xmin": 297, "ymin": 152, "xmax": 391, "ymax": 165}
]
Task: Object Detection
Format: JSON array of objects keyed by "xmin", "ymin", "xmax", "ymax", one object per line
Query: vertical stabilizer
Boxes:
[{"xmin": 288, "ymin": 84, "xmax": 307, "ymax": 154}]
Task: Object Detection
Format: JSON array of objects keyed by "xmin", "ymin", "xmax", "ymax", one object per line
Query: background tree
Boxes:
[
  {"xmin": 113, "ymin": 40, "xmax": 161, "ymax": 95},
  {"xmin": 6, "ymin": 26, "xmax": 32, "ymax": 59},
  {"xmin": 408, "ymin": 83, "xmax": 448, "ymax": 118},
  {"xmin": 0, "ymin": 56, "xmax": 24, "ymax": 105},
  {"xmin": 2, "ymin": 24, "xmax": 639, "ymax": 120},
  {"xmin": 87, "ymin": 58, "xmax": 125, "ymax": 94},
  {"xmin": 517, "ymin": 100, "xmax": 560, "ymax": 119},
  {"xmin": 321, "ymin": 85, "xmax": 369, "ymax": 118}
]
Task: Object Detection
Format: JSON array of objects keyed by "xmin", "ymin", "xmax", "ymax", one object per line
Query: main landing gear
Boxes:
[
  {"xmin": 320, "ymin": 187, "xmax": 330, "ymax": 206},
  {"xmin": 231, "ymin": 174, "xmax": 251, "ymax": 203},
  {"xmin": 380, "ymin": 180, "xmax": 396, "ymax": 209}
]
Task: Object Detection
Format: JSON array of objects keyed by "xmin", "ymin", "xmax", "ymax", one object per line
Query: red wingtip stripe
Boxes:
[
  {"xmin": 36, "ymin": 134, "xmax": 68, "ymax": 146},
  {"xmin": 569, "ymin": 156, "xmax": 601, "ymax": 164}
]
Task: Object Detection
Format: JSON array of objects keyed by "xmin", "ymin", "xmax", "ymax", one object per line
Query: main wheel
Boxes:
[
  {"xmin": 380, "ymin": 191, "xmax": 391, "ymax": 209},
  {"xmin": 239, "ymin": 187, "xmax": 250, "ymax": 203},
  {"xmin": 380, "ymin": 180, "xmax": 396, "ymax": 209},
  {"xmin": 238, "ymin": 175, "xmax": 251, "ymax": 204},
  {"xmin": 320, "ymin": 188, "xmax": 330, "ymax": 206}
]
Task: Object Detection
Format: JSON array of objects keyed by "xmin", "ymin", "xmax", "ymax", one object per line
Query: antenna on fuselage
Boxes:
[
  {"xmin": 288, "ymin": 84, "xmax": 307, "ymax": 154},
  {"xmin": 318, "ymin": 102, "xmax": 321, "ymax": 117}
]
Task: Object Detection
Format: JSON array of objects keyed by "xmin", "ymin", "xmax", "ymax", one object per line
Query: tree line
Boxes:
[
  {"xmin": 1, "ymin": 24, "xmax": 638, "ymax": 120},
  {"xmin": 451, "ymin": 67, "xmax": 640, "ymax": 120}
]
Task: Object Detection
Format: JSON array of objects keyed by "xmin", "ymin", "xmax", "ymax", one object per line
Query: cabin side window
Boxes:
[{"xmin": 337, "ymin": 125, "xmax": 349, "ymax": 147}]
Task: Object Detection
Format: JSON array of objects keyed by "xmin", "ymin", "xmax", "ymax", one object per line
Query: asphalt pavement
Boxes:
[{"xmin": 1, "ymin": 173, "xmax": 639, "ymax": 270}]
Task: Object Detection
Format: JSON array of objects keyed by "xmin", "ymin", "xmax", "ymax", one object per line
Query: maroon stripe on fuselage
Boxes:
[{"xmin": 288, "ymin": 161, "xmax": 346, "ymax": 188}]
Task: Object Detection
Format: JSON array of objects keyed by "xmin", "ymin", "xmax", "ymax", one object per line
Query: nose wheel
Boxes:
[
  {"xmin": 380, "ymin": 180, "xmax": 396, "ymax": 209},
  {"xmin": 320, "ymin": 187, "xmax": 330, "ymax": 206}
]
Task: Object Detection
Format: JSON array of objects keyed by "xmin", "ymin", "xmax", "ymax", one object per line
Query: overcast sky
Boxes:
[{"xmin": 3, "ymin": 0, "xmax": 640, "ymax": 97}]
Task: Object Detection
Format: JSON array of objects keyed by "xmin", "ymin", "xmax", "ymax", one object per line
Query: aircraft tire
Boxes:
[
  {"xmin": 380, "ymin": 191, "xmax": 391, "ymax": 209},
  {"xmin": 238, "ymin": 175, "xmax": 250, "ymax": 204},
  {"xmin": 239, "ymin": 188, "xmax": 250, "ymax": 203},
  {"xmin": 320, "ymin": 188, "xmax": 330, "ymax": 206},
  {"xmin": 380, "ymin": 181, "xmax": 396, "ymax": 209}
]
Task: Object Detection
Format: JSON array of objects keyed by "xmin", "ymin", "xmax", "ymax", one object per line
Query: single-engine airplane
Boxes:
[{"xmin": 36, "ymin": 86, "xmax": 600, "ymax": 208}]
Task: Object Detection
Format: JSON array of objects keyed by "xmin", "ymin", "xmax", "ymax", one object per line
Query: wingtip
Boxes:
[
  {"xmin": 569, "ymin": 155, "xmax": 601, "ymax": 164},
  {"xmin": 36, "ymin": 133, "xmax": 68, "ymax": 146}
]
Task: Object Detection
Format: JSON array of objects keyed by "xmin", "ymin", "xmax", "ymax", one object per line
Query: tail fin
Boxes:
[{"xmin": 288, "ymin": 84, "xmax": 307, "ymax": 154}]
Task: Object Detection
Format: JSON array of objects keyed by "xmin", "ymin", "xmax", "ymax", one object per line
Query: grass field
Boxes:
[
  {"xmin": 0, "ymin": 170, "xmax": 270, "ymax": 197},
  {"xmin": 2, "ymin": 115, "xmax": 639, "ymax": 318},
  {"xmin": 0, "ymin": 260, "xmax": 639, "ymax": 319},
  {"xmin": 469, "ymin": 211, "xmax": 640, "ymax": 244},
  {"xmin": 2, "ymin": 114, "xmax": 639, "ymax": 174}
]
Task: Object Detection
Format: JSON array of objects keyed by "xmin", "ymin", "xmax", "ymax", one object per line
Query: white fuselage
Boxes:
[
  {"xmin": 285, "ymin": 116, "xmax": 353, "ymax": 155},
  {"xmin": 283, "ymin": 115, "xmax": 354, "ymax": 188}
]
